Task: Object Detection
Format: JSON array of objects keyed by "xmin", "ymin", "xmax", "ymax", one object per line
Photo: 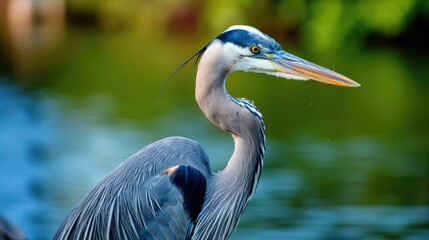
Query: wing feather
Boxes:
[{"xmin": 54, "ymin": 137, "xmax": 210, "ymax": 240}]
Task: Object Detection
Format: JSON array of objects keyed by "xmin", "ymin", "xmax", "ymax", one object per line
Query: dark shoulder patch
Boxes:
[{"xmin": 170, "ymin": 166, "xmax": 207, "ymax": 223}]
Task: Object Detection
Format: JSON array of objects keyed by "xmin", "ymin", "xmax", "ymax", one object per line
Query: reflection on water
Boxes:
[
  {"xmin": 1, "ymin": 75, "xmax": 428, "ymax": 239},
  {"xmin": 0, "ymin": 8, "xmax": 429, "ymax": 237}
]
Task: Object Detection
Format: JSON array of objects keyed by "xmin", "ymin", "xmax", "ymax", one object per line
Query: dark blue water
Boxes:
[
  {"xmin": 1, "ymin": 78, "xmax": 428, "ymax": 239},
  {"xmin": 1, "ymin": 19, "xmax": 429, "ymax": 239}
]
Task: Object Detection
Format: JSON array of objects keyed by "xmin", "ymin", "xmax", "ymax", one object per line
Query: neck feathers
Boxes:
[{"xmin": 193, "ymin": 42, "xmax": 266, "ymax": 239}]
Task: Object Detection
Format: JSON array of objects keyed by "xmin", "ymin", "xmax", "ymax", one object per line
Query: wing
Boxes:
[{"xmin": 54, "ymin": 136, "xmax": 211, "ymax": 240}]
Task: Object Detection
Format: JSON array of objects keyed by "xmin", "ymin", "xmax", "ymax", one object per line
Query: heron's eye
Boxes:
[{"xmin": 250, "ymin": 45, "xmax": 260, "ymax": 54}]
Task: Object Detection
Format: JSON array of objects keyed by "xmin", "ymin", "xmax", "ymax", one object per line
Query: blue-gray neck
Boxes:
[{"xmin": 193, "ymin": 42, "xmax": 266, "ymax": 239}]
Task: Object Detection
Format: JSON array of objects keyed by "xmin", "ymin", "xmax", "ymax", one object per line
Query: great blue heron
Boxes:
[{"xmin": 54, "ymin": 25, "xmax": 359, "ymax": 240}]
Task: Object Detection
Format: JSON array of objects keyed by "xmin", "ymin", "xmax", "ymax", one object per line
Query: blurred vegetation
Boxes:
[
  {"xmin": 63, "ymin": 0, "xmax": 429, "ymax": 51},
  {"xmin": 1, "ymin": 1, "xmax": 428, "ymax": 238},
  {"xmin": 1, "ymin": 0, "xmax": 428, "ymax": 82},
  {"xmin": 1, "ymin": 0, "xmax": 428, "ymax": 141}
]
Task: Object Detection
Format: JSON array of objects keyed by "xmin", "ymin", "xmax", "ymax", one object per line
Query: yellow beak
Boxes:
[{"xmin": 271, "ymin": 51, "xmax": 360, "ymax": 87}]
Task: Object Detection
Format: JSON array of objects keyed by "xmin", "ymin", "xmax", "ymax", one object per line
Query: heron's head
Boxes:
[{"xmin": 205, "ymin": 25, "xmax": 359, "ymax": 87}]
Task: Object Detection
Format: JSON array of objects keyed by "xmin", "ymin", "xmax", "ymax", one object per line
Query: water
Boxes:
[{"xmin": 1, "ymin": 26, "xmax": 428, "ymax": 239}]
